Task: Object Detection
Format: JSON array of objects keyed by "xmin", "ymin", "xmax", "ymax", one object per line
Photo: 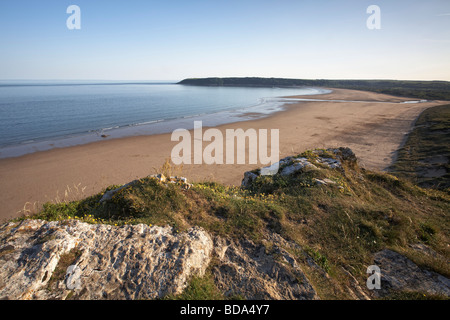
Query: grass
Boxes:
[
  {"xmin": 165, "ymin": 273, "xmax": 225, "ymax": 300},
  {"xmin": 46, "ymin": 247, "xmax": 82, "ymax": 291},
  {"xmin": 381, "ymin": 291, "xmax": 448, "ymax": 300},
  {"xmin": 18, "ymin": 146, "xmax": 450, "ymax": 300},
  {"xmin": 390, "ymin": 104, "xmax": 450, "ymax": 191}
]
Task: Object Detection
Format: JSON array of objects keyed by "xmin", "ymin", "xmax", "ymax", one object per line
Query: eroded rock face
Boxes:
[
  {"xmin": 212, "ymin": 236, "xmax": 319, "ymax": 300},
  {"xmin": 3, "ymin": 219, "xmax": 447, "ymax": 300},
  {"xmin": 0, "ymin": 219, "xmax": 319, "ymax": 300},
  {"xmin": 373, "ymin": 249, "xmax": 450, "ymax": 297},
  {"xmin": 0, "ymin": 219, "xmax": 213, "ymax": 300}
]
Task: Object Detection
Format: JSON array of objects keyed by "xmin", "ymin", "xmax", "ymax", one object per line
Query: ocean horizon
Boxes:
[{"xmin": 0, "ymin": 81, "xmax": 329, "ymax": 158}]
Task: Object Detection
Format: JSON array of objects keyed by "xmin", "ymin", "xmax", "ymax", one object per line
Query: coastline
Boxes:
[
  {"xmin": 0, "ymin": 97, "xmax": 293, "ymax": 160},
  {"xmin": 0, "ymin": 85, "xmax": 330, "ymax": 159},
  {"xmin": 0, "ymin": 88, "xmax": 447, "ymax": 222}
]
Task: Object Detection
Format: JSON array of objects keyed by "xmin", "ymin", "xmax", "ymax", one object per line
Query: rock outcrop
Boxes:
[
  {"xmin": 373, "ymin": 249, "xmax": 450, "ymax": 297},
  {"xmin": 0, "ymin": 219, "xmax": 319, "ymax": 300},
  {"xmin": 0, "ymin": 219, "xmax": 212, "ymax": 300},
  {"xmin": 3, "ymin": 218, "xmax": 449, "ymax": 300},
  {"xmin": 242, "ymin": 147, "xmax": 357, "ymax": 187},
  {"xmin": 212, "ymin": 235, "xmax": 318, "ymax": 300}
]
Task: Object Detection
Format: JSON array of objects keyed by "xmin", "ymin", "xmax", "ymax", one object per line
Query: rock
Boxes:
[
  {"xmin": 151, "ymin": 174, "xmax": 192, "ymax": 189},
  {"xmin": 323, "ymin": 178, "xmax": 336, "ymax": 184},
  {"xmin": 313, "ymin": 178, "xmax": 336, "ymax": 186},
  {"xmin": 341, "ymin": 267, "xmax": 371, "ymax": 300},
  {"xmin": 212, "ymin": 237, "xmax": 319, "ymax": 300},
  {"xmin": 242, "ymin": 171, "xmax": 259, "ymax": 188},
  {"xmin": 240, "ymin": 147, "xmax": 356, "ymax": 188},
  {"xmin": 409, "ymin": 243, "xmax": 440, "ymax": 258},
  {"xmin": 0, "ymin": 219, "xmax": 321, "ymax": 300},
  {"xmin": 0, "ymin": 219, "xmax": 213, "ymax": 300},
  {"xmin": 259, "ymin": 157, "xmax": 294, "ymax": 176},
  {"xmin": 280, "ymin": 163, "xmax": 305, "ymax": 176},
  {"xmin": 179, "ymin": 177, "xmax": 188, "ymax": 184},
  {"xmin": 99, "ymin": 180, "xmax": 139, "ymax": 203},
  {"xmin": 100, "ymin": 174, "xmax": 192, "ymax": 202},
  {"xmin": 316, "ymin": 157, "xmax": 341, "ymax": 169},
  {"xmin": 280, "ymin": 158, "xmax": 317, "ymax": 176},
  {"xmin": 149, "ymin": 173, "xmax": 167, "ymax": 183},
  {"xmin": 313, "ymin": 179, "xmax": 326, "ymax": 186},
  {"xmin": 372, "ymin": 249, "xmax": 450, "ymax": 297},
  {"xmin": 335, "ymin": 147, "xmax": 357, "ymax": 162},
  {"xmin": 260, "ymin": 163, "xmax": 280, "ymax": 176},
  {"xmin": 65, "ymin": 265, "xmax": 82, "ymax": 290}
]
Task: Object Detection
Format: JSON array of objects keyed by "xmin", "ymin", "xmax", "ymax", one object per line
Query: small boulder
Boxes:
[
  {"xmin": 313, "ymin": 178, "xmax": 336, "ymax": 186},
  {"xmin": 280, "ymin": 158, "xmax": 317, "ymax": 176},
  {"xmin": 99, "ymin": 179, "xmax": 139, "ymax": 203},
  {"xmin": 316, "ymin": 157, "xmax": 341, "ymax": 169},
  {"xmin": 242, "ymin": 171, "xmax": 259, "ymax": 188}
]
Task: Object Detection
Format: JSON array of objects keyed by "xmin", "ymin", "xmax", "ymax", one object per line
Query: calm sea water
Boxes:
[{"xmin": 0, "ymin": 81, "xmax": 329, "ymax": 158}]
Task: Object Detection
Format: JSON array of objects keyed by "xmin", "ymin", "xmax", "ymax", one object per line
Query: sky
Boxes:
[{"xmin": 0, "ymin": 0, "xmax": 449, "ymax": 81}]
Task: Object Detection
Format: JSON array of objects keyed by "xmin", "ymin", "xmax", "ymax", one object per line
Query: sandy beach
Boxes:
[{"xmin": 0, "ymin": 88, "xmax": 446, "ymax": 222}]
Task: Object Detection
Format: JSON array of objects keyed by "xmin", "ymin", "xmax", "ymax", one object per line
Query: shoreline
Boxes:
[
  {"xmin": 0, "ymin": 85, "xmax": 427, "ymax": 161},
  {"xmin": 0, "ymin": 88, "xmax": 447, "ymax": 222},
  {"xmin": 0, "ymin": 95, "xmax": 426, "ymax": 161},
  {"xmin": 0, "ymin": 85, "xmax": 331, "ymax": 160},
  {"xmin": 0, "ymin": 100, "xmax": 287, "ymax": 160}
]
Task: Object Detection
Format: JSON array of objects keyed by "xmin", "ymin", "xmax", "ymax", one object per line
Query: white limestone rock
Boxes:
[{"xmin": 0, "ymin": 219, "xmax": 213, "ymax": 300}]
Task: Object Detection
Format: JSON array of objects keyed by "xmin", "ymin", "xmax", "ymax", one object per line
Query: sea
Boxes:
[{"xmin": 0, "ymin": 80, "xmax": 330, "ymax": 158}]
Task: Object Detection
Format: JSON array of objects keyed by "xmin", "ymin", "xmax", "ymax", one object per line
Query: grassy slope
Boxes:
[
  {"xmin": 21, "ymin": 148, "xmax": 450, "ymax": 299},
  {"xmin": 390, "ymin": 104, "xmax": 450, "ymax": 191}
]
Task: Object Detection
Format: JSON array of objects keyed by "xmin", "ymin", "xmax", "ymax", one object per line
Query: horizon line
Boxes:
[{"xmin": 1, "ymin": 77, "xmax": 450, "ymax": 83}]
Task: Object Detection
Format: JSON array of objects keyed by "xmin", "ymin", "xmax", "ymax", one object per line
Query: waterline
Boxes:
[{"xmin": 0, "ymin": 85, "xmax": 329, "ymax": 159}]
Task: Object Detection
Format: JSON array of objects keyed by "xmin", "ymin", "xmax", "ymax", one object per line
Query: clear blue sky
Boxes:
[{"xmin": 1, "ymin": 0, "xmax": 449, "ymax": 81}]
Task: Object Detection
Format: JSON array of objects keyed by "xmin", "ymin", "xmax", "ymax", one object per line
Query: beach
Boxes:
[{"xmin": 0, "ymin": 88, "xmax": 446, "ymax": 222}]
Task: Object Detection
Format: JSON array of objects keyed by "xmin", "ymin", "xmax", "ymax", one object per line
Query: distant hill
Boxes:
[{"xmin": 178, "ymin": 77, "xmax": 450, "ymax": 101}]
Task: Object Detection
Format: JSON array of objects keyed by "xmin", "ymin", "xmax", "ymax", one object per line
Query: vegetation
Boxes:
[
  {"xmin": 381, "ymin": 291, "xmax": 448, "ymax": 300},
  {"xmin": 20, "ymin": 146, "xmax": 449, "ymax": 299},
  {"xmin": 165, "ymin": 273, "xmax": 225, "ymax": 300},
  {"xmin": 178, "ymin": 77, "xmax": 450, "ymax": 101},
  {"xmin": 390, "ymin": 104, "xmax": 450, "ymax": 191},
  {"xmin": 46, "ymin": 247, "xmax": 82, "ymax": 291},
  {"xmin": 18, "ymin": 105, "xmax": 450, "ymax": 300}
]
